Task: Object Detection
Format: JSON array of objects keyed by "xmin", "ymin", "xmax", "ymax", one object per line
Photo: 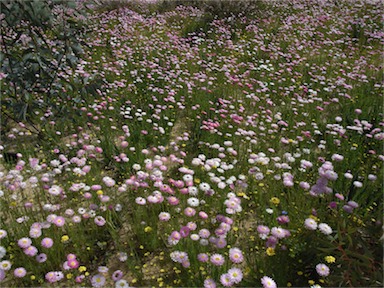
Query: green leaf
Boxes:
[{"xmin": 346, "ymin": 250, "xmax": 373, "ymax": 263}]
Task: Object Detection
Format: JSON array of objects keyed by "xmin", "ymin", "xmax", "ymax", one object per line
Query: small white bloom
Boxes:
[
  {"xmin": 190, "ymin": 234, "xmax": 200, "ymax": 241},
  {"xmin": 0, "ymin": 246, "xmax": 6, "ymax": 259},
  {"xmin": 199, "ymin": 239, "xmax": 209, "ymax": 246},
  {"xmin": 368, "ymin": 174, "xmax": 377, "ymax": 181},
  {"xmin": 183, "ymin": 174, "xmax": 193, "ymax": 182},
  {"xmin": 0, "ymin": 260, "xmax": 11, "ymax": 271},
  {"xmin": 187, "ymin": 197, "xmax": 200, "ymax": 207},
  {"xmin": 118, "ymin": 252, "xmax": 128, "ymax": 262},
  {"xmin": 353, "ymin": 181, "xmax": 363, "ymax": 188},
  {"xmin": 188, "ymin": 186, "xmax": 198, "ymax": 196},
  {"xmin": 218, "ymin": 182, "xmax": 226, "ymax": 189},
  {"xmin": 344, "ymin": 172, "xmax": 353, "ymax": 179},
  {"xmin": 318, "ymin": 223, "xmax": 333, "ymax": 235},
  {"xmin": 115, "ymin": 279, "xmax": 129, "ymax": 288},
  {"xmin": 304, "ymin": 218, "xmax": 318, "ymax": 230},
  {"xmin": 199, "ymin": 182, "xmax": 210, "ymax": 191}
]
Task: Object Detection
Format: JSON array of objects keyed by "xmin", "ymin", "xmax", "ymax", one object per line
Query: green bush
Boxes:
[{"xmin": 0, "ymin": 0, "xmax": 88, "ymax": 126}]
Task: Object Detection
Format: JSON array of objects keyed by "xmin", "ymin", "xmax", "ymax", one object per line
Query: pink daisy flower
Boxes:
[
  {"xmin": 229, "ymin": 247, "xmax": 244, "ymax": 263},
  {"xmin": 261, "ymin": 276, "xmax": 277, "ymax": 288},
  {"xmin": 53, "ymin": 216, "xmax": 65, "ymax": 227},
  {"xmin": 204, "ymin": 278, "xmax": 216, "ymax": 288},
  {"xmin": 14, "ymin": 267, "xmax": 27, "ymax": 278},
  {"xmin": 228, "ymin": 267, "xmax": 243, "ymax": 284},
  {"xmin": 220, "ymin": 273, "xmax": 234, "ymax": 287},
  {"xmin": 316, "ymin": 263, "xmax": 330, "ymax": 277},
  {"xmin": 41, "ymin": 237, "xmax": 53, "ymax": 248},
  {"xmin": 210, "ymin": 253, "xmax": 225, "ymax": 266},
  {"xmin": 18, "ymin": 237, "xmax": 32, "ymax": 249}
]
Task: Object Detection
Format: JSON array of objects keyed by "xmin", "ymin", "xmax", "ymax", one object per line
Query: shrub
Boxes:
[{"xmin": 0, "ymin": 0, "xmax": 87, "ymax": 126}]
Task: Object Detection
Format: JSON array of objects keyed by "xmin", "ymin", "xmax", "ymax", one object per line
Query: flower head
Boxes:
[
  {"xmin": 229, "ymin": 247, "xmax": 244, "ymax": 263},
  {"xmin": 24, "ymin": 245, "xmax": 38, "ymax": 257},
  {"xmin": 324, "ymin": 256, "xmax": 335, "ymax": 263},
  {"xmin": 158, "ymin": 212, "xmax": 171, "ymax": 221},
  {"xmin": 94, "ymin": 216, "xmax": 106, "ymax": 226},
  {"xmin": 197, "ymin": 253, "xmax": 209, "ymax": 262},
  {"xmin": 36, "ymin": 253, "xmax": 47, "ymax": 263},
  {"xmin": 227, "ymin": 267, "xmax": 243, "ymax": 284},
  {"xmin": 220, "ymin": 273, "xmax": 234, "ymax": 287},
  {"xmin": 210, "ymin": 253, "xmax": 225, "ymax": 266},
  {"xmin": 0, "ymin": 230, "xmax": 7, "ymax": 239},
  {"xmin": 204, "ymin": 278, "xmax": 217, "ymax": 288},
  {"xmin": 18, "ymin": 237, "xmax": 32, "ymax": 249},
  {"xmin": 14, "ymin": 267, "xmax": 27, "ymax": 278},
  {"xmin": 0, "ymin": 260, "xmax": 11, "ymax": 271},
  {"xmin": 261, "ymin": 276, "xmax": 277, "ymax": 288},
  {"xmin": 318, "ymin": 223, "xmax": 332, "ymax": 235},
  {"xmin": 0, "ymin": 246, "xmax": 6, "ymax": 259},
  {"xmin": 41, "ymin": 237, "xmax": 54, "ymax": 248},
  {"xmin": 115, "ymin": 279, "xmax": 129, "ymax": 288},
  {"xmin": 53, "ymin": 216, "xmax": 65, "ymax": 227},
  {"xmin": 112, "ymin": 270, "xmax": 123, "ymax": 281},
  {"xmin": 316, "ymin": 263, "xmax": 330, "ymax": 277},
  {"xmin": 91, "ymin": 274, "xmax": 106, "ymax": 288},
  {"xmin": 304, "ymin": 218, "xmax": 317, "ymax": 230}
]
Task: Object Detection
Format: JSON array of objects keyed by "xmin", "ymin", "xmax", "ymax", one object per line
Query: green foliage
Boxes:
[
  {"xmin": 157, "ymin": 0, "xmax": 265, "ymax": 18},
  {"xmin": 93, "ymin": 0, "xmax": 150, "ymax": 14},
  {"xmin": 0, "ymin": 0, "xmax": 87, "ymax": 125}
]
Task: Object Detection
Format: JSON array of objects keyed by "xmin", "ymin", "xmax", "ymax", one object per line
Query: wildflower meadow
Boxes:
[{"xmin": 0, "ymin": 0, "xmax": 383, "ymax": 287}]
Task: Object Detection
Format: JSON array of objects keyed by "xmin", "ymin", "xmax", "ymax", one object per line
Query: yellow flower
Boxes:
[
  {"xmin": 66, "ymin": 273, "xmax": 73, "ymax": 279},
  {"xmin": 78, "ymin": 266, "xmax": 87, "ymax": 272},
  {"xmin": 97, "ymin": 190, "xmax": 103, "ymax": 195},
  {"xmin": 270, "ymin": 197, "xmax": 280, "ymax": 205},
  {"xmin": 325, "ymin": 256, "xmax": 336, "ymax": 263},
  {"xmin": 266, "ymin": 247, "xmax": 275, "ymax": 256},
  {"xmin": 308, "ymin": 280, "xmax": 315, "ymax": 285},
  {"xmin": 61, "ymin": 235, "xmax": 69, "ymax": 243},
  {"xmin": 144, "ymin": 226, "xmax": 152, "ymax": 233},
  {"xmin": 30, "ymin": 275, "xmax": 36, "ymax": 280}
]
